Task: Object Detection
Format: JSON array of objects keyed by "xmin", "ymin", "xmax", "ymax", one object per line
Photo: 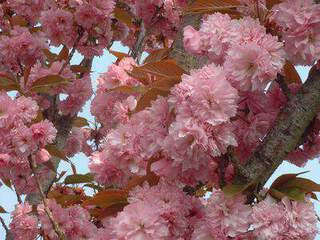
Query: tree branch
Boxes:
[
  {"xmin": 0, "ymin": 216, "xmax": 13, "ymax": 240},
  {"xmin": 131, "ymin": 21, "xmax": 146, "ymax": 62},
  {"xmin": 28, "ymin": 157, "xmax": 66, "ymax": 240},
  {"xmin": 275, "ymin": 74, "xmax": 292, "ymax": 100},
  {"xmin": 235, "ymin": 68, "xmax": 320, "ymax": 185},
  {"xmin": 169, "ymin": 0, "xmax": 207, "ymax": 72}
]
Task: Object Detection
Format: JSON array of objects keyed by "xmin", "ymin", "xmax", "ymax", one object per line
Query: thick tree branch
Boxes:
[
  {"xmin": 169, "ymin": 1, "xmax": 207, "ymax": 72},
  {"xmin": 235, "ymin": 68, "xmax": 320, "ymax": 185},
  {"xmin": 275, "ymin": 74, "xmax": 292, "ymax": 100}
]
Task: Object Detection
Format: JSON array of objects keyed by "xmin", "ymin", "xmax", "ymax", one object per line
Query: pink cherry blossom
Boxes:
[
  {"xmin": 39, "ymin": 200, "xmax": 98, "ymax": 240},
  {"xmin": 252, "ymin": 196, "xmax": 318, "ymax": 240},
  {"xmin": 7, "ymin": 0, "xmax": 45, "ymax": 24},
  {"xmin": 271, "ymin": 0, "xmax": 320, "ymax": 65},
  {"xmin": 10, "ymin": 203, "xmax": 39, "ymax": 240},
  {"xmin": 0, "ymin": 26, "xmax": 47, "ymax": 72},
  {"xmin": 40, "ymin": 9, "xmax": 77, "ymax": 47},
  {"xmin": 193, "ymin": 189, "xmax": 252, "ymax": 239},
  {"xmin": 109, "ymin": 181, "xmax": 200, "ymax": 239}
]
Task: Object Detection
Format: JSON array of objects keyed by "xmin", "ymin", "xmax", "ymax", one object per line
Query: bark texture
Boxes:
[{"xmin": 235, "ymin": 69, "xmax": 320, "ymax": 185}]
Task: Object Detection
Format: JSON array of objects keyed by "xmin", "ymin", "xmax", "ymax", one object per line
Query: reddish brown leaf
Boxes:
[
  {"xmin": 283, "ymin": 61, "xmax": 302, "ymax": 84},
  {"xmin": 184, "ymin": 0, "xmax": 242, "ymax": 16},
  {"xmin": 48, "ymin": 188, "xmax": 88, "ymax": 207},
  {"xmin": 0, "ymin": 72, "xmax": 15, "ymax": 85},
  {"xmin": 266, "ymin": 0, "xmax": 283, "ymax": 9},
  {"xmin": 30, "ymin": 75, "xmax": 69, "ymax": 93},
  {"xmin": 10, "ymin": 16, "xmax": 28, "ymax": 27},
  {"xmin": 109, "ymin": 50, "xmax": 130, "ymax": 61},
  {"xmin": 114, "ymin": 7, "xmax": 133, "ymax": 27},
  {"xmin": 70, "ymin": 65, "xmax": 90, "ymax": 74},
  {"xmin": 94, "ymin": 202, "xmax": 127, "ymax": 219},
  {"xmin": 135, "ymin": 88, "xmax": 170, "ymax": 112},
  {"xmin": 150, "ymin": 76, "xmax": 181, "ymax": 91},
  {"xmin": 43, "ymin": 49, "xmax": 58, "ymax": 63},
  {"xmin": 143, "ymin": 48, "xmax": 170, "ymax": 64},
  {"xmin": 0, "ymin": 72, "xmax": 19, "ymax": 91},
  {"xmin": 0, "ymin": 83, "xmax": 20, "ymax": 92},
  {"xmin": 57, "ymin": 45, "xmax": 69, "ymax": 61},
  {"xmin": 0, "ymin": 206, "xmax": 7, "ymax": 213},
  {"xmin": 72, "ymin": 117, "xmax": 89, "ymax": 127},
  {"xmin": 82, "ymin": 189, "xmax": 128, "ymax": 209},
  {"xmin": 132, "ymin": 59, "xmax": 185, "ymax": 80}
]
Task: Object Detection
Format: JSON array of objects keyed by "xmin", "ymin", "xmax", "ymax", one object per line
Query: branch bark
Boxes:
[
  {"xmin": 169, "ymin": 1, "xmax": 207, "ymax": 72},
  {"xmin": 235, "ymin": 68, "xmax": 320, "ymax": 185},
  {"xmin": 28, "ymin": 157, "xmax": 66, "ymax": 240}
]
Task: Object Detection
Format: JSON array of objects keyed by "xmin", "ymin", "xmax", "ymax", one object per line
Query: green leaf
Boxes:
[
  {"xmin": 283, "ymin": 178, "xmax": 320, "ymax": 193},
  {"xmin": 270, "ymin": 171, "xmax": 309, "ymax": 190},
  {"xmin": 64, "ymin": 173, "xmax": 94, "ymax": 185},
  {"xmin": 282, "ymin": 187, "xmax": 306, "ymax": 202},
  {"xmin": 268, "ymin": 171, "xmax": 320, "ymax": 202},
  {"xmin": 222, "ymin": 181, "xmax": 255, "ymax": 197}
]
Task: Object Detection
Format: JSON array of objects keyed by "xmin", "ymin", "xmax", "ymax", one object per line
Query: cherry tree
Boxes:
[{"xmin": 0, "ymin": 0, "xmax": 320, "ymax": 239}]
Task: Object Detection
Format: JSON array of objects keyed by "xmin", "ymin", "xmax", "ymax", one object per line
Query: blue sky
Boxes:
[{"xmin": 0, "ymin": 44, "xmax": 319, "ymax": 239}]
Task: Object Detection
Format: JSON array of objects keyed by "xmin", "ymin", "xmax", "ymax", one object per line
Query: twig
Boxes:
[
  {"xmin": 59, "ymin": 29, "xmax": 84, "ymax": 75},
  {"xmin": 0, "ymin": 216, "xmax": 9, "ymax": 234},
  {"xmin": 0, "ymin": 216, "xmax": 13, "ymax": 240},
  {"xmin": 28, "ymin": 157, "xmax": 66, "ymax": 240},
  {"xmin": 131, "ymin": 21, "xmax": 147, "ymax": 62},
  {"xmin": 15, "ymin": 192, "xmax": 22, "ymax": 204}
]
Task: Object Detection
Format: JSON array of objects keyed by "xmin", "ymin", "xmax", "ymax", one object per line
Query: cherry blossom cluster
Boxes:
[
  {"xmin": 184, "ymin": 13, "xmax": 285, "ymax": 91},
  {"xmin": 271, "ymin": 0, "xmax": 320, "ymax": 65},
  {"xmin": 9, "ymin": 186, "xmax": 318, "ymax": 240},
  {"xmin": 2, "ymin": 0, "xmax": 320, "ymax": 239},
  {"xmin": 0, "ymin": 93, "xmax": 56, "ymax": 194}
]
